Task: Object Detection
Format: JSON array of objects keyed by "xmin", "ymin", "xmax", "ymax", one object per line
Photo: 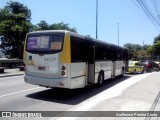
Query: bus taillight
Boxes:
[
  {"xmin": 61, "ymin": 71, "xmax": 65, "ymax": 76},
  {"xmin": 61, "ymin": 66, "xmax": 66, "ymax": 70},
  {"xmin": 61, "ymin": 65, "xmax": 66, "ymax": 76}
]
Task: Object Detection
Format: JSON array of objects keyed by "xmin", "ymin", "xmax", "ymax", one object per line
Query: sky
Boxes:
[{"xmin": 0, "ymin": 0, "xmax": 159, "ymax": 47}]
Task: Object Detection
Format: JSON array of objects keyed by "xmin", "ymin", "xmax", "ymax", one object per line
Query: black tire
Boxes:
[
  {"xmin": 97, "ymin": 72, "xmax": 104, "ymax": 86},
  {"xmin": 156, "ymin": 67, "xmax": 159, "ymax": 72},
  {"xmin": 120, "ymin": 68, "xmax": 124, "ymax": 76},
  {"xmin": 133, "ymin": 69, "xmax": 136, "ymax": 74},
  {"xmin": 141, "ymin": 69, "xmax": 144, "ymax": 74}
]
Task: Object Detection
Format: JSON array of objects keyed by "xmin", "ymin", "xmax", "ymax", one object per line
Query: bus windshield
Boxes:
[{"xmin": 26, "ymin": 34, "xmax": 64, "ymax": 54}]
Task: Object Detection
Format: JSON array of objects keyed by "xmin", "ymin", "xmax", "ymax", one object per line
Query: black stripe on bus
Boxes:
[
  {"xmin": 116, "ymin": 67, "xmax": 123, "ymax": 69},
  {"xmin": 103, "ymin": 69, "xmax": 112, "ymax": 72},
  {"xmin": 95, "ymin": 69, "xmax": 112, "ymax": 74},
  {"xmin": 71, "ymin": 75, "xmax": 86, "ymax": 79}
]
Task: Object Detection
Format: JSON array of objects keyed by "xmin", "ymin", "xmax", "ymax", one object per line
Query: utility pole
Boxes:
[
  {"xmin": 117, "ymin": 23, "xmax": 119, "ymax": 46},
  {"xmin": 96, "ymin": 0, "xmax": 98, "ymax": 39}
]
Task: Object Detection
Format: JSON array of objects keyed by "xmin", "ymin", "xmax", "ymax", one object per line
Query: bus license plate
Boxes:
[{"xmin": 38, "ymin": 66, "xmax": 46, "ymax": 71}]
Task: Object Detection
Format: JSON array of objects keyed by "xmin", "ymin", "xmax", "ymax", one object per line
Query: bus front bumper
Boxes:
[{"xmin": 24, "ymin": 74, "xmax": 69, "ymax": 88}]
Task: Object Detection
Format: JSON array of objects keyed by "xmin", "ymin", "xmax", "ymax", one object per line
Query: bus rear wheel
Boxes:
[
  {"xmin": 133, "ymin": 69, "xmax": 136, "ymax": 74},
  {"xmin": 120, "ymin": 68, "xmax": 124, "ymax": 76},
  {"xmin": 97, "ymin": 72, "xmax": 104, "ymax": 86}
]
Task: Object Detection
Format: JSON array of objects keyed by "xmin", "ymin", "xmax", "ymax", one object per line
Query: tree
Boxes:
[
  {"xmin": 124, "ymin": 43, "xmax": 149, "ymax": 60},
  {"xmin": 136, "ymin": 50, "xmax": 148, "ymax": 60},
  {"xmin": 153, "ymin": 41, "xmax": 160, "ymax": 56},
  {"xmin": 0, "ymin": 1, "xmax": 32, "ymax": 58},
  {"xmin": 124, "ymin": 43, "xmax": 135, "ymax": 59},
  {"xmin": 36, "ymin": 20, "xmax": 49, "ymax": 30},
  {"xmin": 49, "ymin": 22, "xmax": 77, "ymax": 33},
  {"xmin": 35, "ymin": 21, "xmax": 77, "ymax": 33},
  {"xmin": 147, "ymin": 45, "xmax": 153, "ymax": 58},
  {"xmin": 124, "ymin": 43, "xmax": 143, "ymax": 60},
  {"xmin": 151, "ymin": 34, "xmax": 160, "ymax": 59},
  {"xmin": 142, "ymin": 44, "xmax": 150, "ymax": 50},
  {"xmin": 154, "ymin": 34, "xmax": 160, "ymax": 43}
]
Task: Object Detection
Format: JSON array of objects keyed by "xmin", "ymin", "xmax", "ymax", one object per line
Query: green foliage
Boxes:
[
  {"xmin": 147, "ymin": 45, "xmax": 153, "ymax": 57},
  {"xmin": 150, "ymin": 34, "xmax": 160, "ymax": 59},
  {"xmin": 0, "ymin": 1, "xmax": 32, "ymax": 58},
  {"xmin": 124, "ymin": 43, "xmax": 150, "ymax": 60},
  {"xmin": 153, "ymin": 41, "xmax": 160, "ymax": 56},
  {"xmin": 124, "ymin": 43, "xmax": 149, "ymax": 60},
  {"xmin": 124, "ymin": 43, "xmax": 143, "ymax": 51},
  {"xmin": 136, "ymin": 50, "xmax": 148, "ymax": 60},
  {"xmin": 0, "ymin": 1, "xmax": 77, "ymax": 59},
  {"xmin": 154, "ymin": 34, "xmax": 160, "ymax": 43},
  {"xmin": 36, "ymin": 20, "xmax": 49, "ymax": 30},
  {"xmin": 34, "ymin": 21, "xmax": 77, "ymax": 33}
]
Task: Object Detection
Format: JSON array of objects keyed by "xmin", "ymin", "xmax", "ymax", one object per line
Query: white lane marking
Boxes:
[
  {"xmin": 52, "ymin": 73, "xmax": 154, "ymax": 120},
  {"xmin": 0, "ymin": 87, "xmax": 41, "ymax": 98}
]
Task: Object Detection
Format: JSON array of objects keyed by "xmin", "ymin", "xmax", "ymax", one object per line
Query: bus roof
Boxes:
[
  {"xmin": 69, "ymin": 31, "xmax": 127, "ymax": 51},
  {"xmin": 27, "ymin": 30, "xmax": 127, "ymax": 51}
]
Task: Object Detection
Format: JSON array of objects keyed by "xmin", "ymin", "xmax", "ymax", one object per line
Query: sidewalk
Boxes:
[
  {"xmin": 85, "ymin": 72, "xmax": 160, "ymax": 119},
  {"xmin": 55, "ymin": 72, "xmax": 160, "ymax": 120},
  {"xmin": 0, "ymin": 68, "xmax": 24, "ymax": 78}
]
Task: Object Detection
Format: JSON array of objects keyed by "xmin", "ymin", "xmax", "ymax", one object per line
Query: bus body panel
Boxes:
[
  {"xmin": 95, "ymin": 61, "xmax": 112, "ymax": 73},
  {"xmin": 24, "ymin": 75, "xmax": 69, "ymax": 88},
  {"xmin": 70, "ymin": 62, "xmax": 86, "ymax": 89},
  {"xmin": 59, "ymin": 32, "xmax": 71, "ymax": 64},
  {"xmin": 70, "ymin": 76, "xmax": 86, "ymax": 89},
  {"xmin": 70, "ymin": 63, "xmax": 86, "ymax": 78},
  {"xmin": 95, "ymin": 61, "xmax": 112, "ymax": 82},
  {"xmin": 115, "ymin": 61, "xmax": 125, "ymax": 76},
  {"xmin": 25, "ymin": 53, "xmax": 61, "ymax": 78}
]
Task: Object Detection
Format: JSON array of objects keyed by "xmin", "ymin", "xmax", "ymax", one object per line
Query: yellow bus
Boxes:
[{"xmin": 23, "ymin": 30, "xmax": 128, "ymax": 89}]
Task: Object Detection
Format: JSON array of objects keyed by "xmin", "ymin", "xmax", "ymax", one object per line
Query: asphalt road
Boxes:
[{"xmin": 0, "ymin": 72, "xmax": 160, "ymax": 120}]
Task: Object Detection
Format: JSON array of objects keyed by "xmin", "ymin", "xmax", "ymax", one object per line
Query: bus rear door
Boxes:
[{"xmin": 88, "ymin": 46, "xmax": 95, "ymax": 84}]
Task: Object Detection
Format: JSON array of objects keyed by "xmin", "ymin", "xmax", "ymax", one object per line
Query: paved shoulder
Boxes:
[{"xmin": 0, "ymin": 69, "xmax": 24, "ymax": 78}]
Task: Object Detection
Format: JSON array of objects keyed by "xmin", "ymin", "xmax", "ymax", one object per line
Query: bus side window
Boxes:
[
  {"xmin": 111, "ymin": 50, "xmax": 116, "ymax": 61},
  {"xmin": 71, "ymin": 36, "xmax": 92, "ymax": 63},
  {"xmin": 95, "ymin": 43, "xmax": 105, "ymax": 61}
]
